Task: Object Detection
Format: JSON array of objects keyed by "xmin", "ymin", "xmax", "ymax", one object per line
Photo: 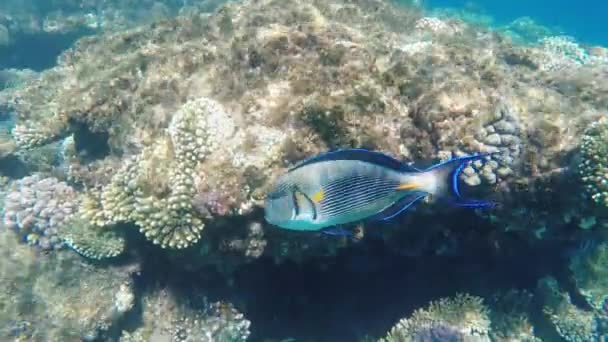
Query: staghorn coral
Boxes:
[
  {"xmin": 578, "ymin": 116, "xmax": 608, "ymax": 209},
  {"xmin": 119, "ymin": 287, "xmax": 250, "ymax": 342},
  {"xmin": 379, "ymin": 293, "xmax": 492, "ymax": 342},
  {"xmin": 0, "ymin": 230, "xmax": 138, "ymax": 340}
]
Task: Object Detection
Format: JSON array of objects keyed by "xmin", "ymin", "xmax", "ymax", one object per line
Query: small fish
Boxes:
[{"xmin": 264, "ymin": 148, "xmax": 496, "ymax": 231}]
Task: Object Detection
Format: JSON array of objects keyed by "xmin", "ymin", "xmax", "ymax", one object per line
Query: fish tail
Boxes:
[{"xmin": 419, "ymin": 153, "xmax": 497, "ymax": 209}]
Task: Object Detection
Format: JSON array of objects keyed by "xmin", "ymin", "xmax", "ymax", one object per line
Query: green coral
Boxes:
[
  {"xmin": 380, "ymin": 293, "xmax": 491, "ymax": 342},
  {"xmin": 579, "ymin": 116, "xmax": 608, "ymax": 208},
  {"xmin": 569, "ymin": 242, "xmax": 608, "ymax": 312}
]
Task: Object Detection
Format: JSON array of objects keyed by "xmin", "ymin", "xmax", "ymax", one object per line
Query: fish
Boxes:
[{"xmin": 264, "ymin": 148, "xmax": 496, "ymax": 231}]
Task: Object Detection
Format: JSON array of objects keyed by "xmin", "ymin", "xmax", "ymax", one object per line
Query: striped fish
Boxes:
[{"xmin": 264, "ymin": 149, "xmax": 495, "ymax": 231}]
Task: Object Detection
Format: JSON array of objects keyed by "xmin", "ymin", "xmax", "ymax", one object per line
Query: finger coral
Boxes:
[
  {"xmin": 2, "ymin": 175, "xmax": 77, "ymax": 250},
  {"xmin": 578, "ymin": 116, "xmax": 608, "ymax": 208}
]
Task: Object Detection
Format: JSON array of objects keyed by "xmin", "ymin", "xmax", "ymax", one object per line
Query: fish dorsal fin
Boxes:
[
  {"xmin": 366, "ymin": 192, "xmax": 427, "ymax": 222},
  {"xmin": 290, "ymin": 148, "xmax": 410, "ymax": 172}
]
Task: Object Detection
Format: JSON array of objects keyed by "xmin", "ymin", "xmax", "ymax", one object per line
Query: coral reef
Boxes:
[
  {"xmin": 379, "ymin": 293, "xmax": 492, "ymax": 341},
  {"xmin": 0, "ymin": 0, "xmax": 608, "ymax": 338}
]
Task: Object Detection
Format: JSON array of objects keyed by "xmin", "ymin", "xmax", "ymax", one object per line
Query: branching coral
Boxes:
[
  {"xmin": 578, "ymin": 116, "xmax": 608, "ymax": 209},
  {"xmin": 380, "ymin": 293, "xmax": 491, "ymax": 341},
  {"xmin": 88, "ymin": 98, "xmax": 235, "ymax": 249}
]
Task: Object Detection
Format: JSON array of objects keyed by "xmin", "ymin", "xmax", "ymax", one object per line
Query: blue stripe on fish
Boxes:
[
  {"xmin": 373, "ymin": 192, "xmax": 427, "ymax": 222},
  {"xmin": 423, "ymin": 153, "xmax": 498, "ymax": 208}
]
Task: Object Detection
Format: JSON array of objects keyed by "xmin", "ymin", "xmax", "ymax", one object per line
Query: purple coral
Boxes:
[{"xmin": 2, "ymin": 175, "xmax": 77, "ymax": 250}]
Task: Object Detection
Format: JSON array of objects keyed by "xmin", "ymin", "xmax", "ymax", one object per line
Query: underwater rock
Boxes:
[
  {"xmin": 119, "ymin": 287, "xmax": 250, "ymax": 342},
  {"xmin": 0, "ymin": 231, "xmax": 138, "ymax": 340},
  {"xmin": 536, "ymin": 277, "xmax": 600, "ymax": 342},
  {"xmin": 569, "ymin": 242, "xmax": 608, "ymax": 312}
]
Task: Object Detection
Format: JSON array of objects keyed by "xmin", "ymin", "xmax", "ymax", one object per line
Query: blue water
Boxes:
[{"xmin": 422, "ymin": 0, "xmax": 608, "ymax": 46}]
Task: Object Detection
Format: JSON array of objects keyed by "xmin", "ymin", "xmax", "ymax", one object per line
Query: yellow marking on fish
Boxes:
[
  {"xmin": 395, "ymin": 183, "xmax": 420, "ymax": 190},
  {"xmin": 312, "ymin": 189, "xmax": 325, "ymax": 202}
]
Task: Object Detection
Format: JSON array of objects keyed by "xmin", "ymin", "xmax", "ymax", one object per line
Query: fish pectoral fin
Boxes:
[
  {"xmin": 311, "ymin": 189, "xmax": 325, "ymax": 202},
  {"xmin": 395, "ymin": 182, "xmax": 421, "ymax": 191},
  {"xmin": 368, "ymin": 192, "xmax": 427, "ymax": 222}
]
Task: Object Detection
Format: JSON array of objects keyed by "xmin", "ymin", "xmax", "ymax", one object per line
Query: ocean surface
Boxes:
[
  {"xmin": 422, "ymin": 0, "xmax": 608, "ymax": 45},
  {"xmin": 0, "ymin": 0, "xmax": 607, "ymax": 341}
]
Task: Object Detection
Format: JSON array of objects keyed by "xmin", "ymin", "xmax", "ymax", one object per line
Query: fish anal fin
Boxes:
[{"xmin": 368, "ymin": 192, "xmax": 427, "ymax": 222}]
